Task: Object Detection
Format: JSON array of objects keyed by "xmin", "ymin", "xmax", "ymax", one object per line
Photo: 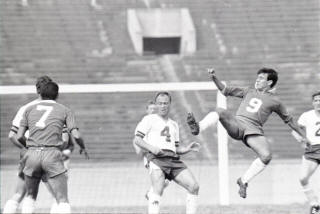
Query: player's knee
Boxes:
[
  {"xmin": 189, "ymin": 182, "xmax": 199, "ymax": 195},
  {"xmin": 260, "ymin": 153, "xmax": 272, "ymax": 165},
  {"xmin": 12, "ymin": 193, "xmax": 26, "ymax": 203}
]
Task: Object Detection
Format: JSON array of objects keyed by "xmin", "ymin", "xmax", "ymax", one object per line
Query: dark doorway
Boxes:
[{"xmin": 143, "ymin": 37, "xmax": 180, "ymax": 55}]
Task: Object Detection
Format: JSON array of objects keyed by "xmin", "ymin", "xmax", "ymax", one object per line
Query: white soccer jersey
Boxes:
[
  {"xmin": 298, "ymin": 110, "xmax": 320, "ymax": 145},
  {"xmin": 135, "ymin": 114, "xmax": 179, "ymax": 153},
  {"xmin": 11, "ymin": 99, "xmax": 41, "ymax": 137}
]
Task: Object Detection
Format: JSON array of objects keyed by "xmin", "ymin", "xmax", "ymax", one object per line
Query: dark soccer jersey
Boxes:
[
  {"xmin": 20, "ymin": 100, "xmax": 77, "ymax": 147},
  {"xmin": 222, "ymin": 86, "xmax": 292, "ymax": 127}
]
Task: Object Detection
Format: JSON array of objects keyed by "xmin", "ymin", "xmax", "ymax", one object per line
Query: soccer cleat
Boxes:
[
  {"xmin": 237, "ymin": 178, "xmax": 248, "ymax": 198},
  {"xmin": 310, "ymin": 205, "xmax": 320, "ymax": 214},
  {"xmin": 187, "ymin": 113, "xmax": 200, "ymax": 135}
]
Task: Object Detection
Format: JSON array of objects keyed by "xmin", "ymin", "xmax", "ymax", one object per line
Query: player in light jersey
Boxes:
[
  {"xmin": 133, "ymin": 101, "xmax": 170, "ymax": 200},
  {"xmin": 292, "ymin": 91, "xmax": 320, "ymax": 214},
  {"xmin": 3, "ymin": 76, "xmax": 57, "ymax": 214},
  {"xmin": 187, "ymin": 68, "xmax": 307, "ymax": 198},
  {"xmin": 134, "ymin": 92, "xmax": 200, "ymax": 214},
  {"xmin": 17, "ymin": 82, "xmax": 89, "ymax": 213}
]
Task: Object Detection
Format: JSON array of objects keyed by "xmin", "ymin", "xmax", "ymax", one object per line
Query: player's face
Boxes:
[
  {"xmin": 146, "ymin": 104, "xmax": 157, "ymax": 115},
  {"xmin": 312, "ymin": 95, "xmax": 320, "ymax": 111},
  {"xmin": 255, "ymin": 73, "xmax": 271, "ymax": 91},
  {"xmin": 156, "ymin": 95, "xmax": 170, "ymax": 117}
]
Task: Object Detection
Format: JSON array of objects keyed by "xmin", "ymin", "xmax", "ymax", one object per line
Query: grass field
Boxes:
[{"xmin": 1, "ymin": 160, "xmax": 319, "ymax": 213}]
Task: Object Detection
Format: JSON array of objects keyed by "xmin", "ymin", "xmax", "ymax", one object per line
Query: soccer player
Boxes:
[
  {"xmin": 187, "ymin": 68, "xmax": 307, "ymax": 198},
  {"xmin": 133, "ymin": 101, "xmax": 170, "ymax": 200},
  {"xmin": 3, "ymin": 76, "xmax": 55, "ymax": 214},
  {"xmin": 134, "ymin": 92, "xmax": 200, "ymax": 214},
  {"xmin": 17, "ymin": 81, "xmax": 89, "ymax": 213},
  {"xmin": 292, "ymin": 91, "xmax": 320, "ymax": 214}
]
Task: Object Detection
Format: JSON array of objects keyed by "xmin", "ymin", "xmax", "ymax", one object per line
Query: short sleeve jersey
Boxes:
[
  {"xmin": 11, "ymin": 99, "xmax": 41, "ymax": 134},
  {"xmin": 135, "ymin": 114, "xmax": 179, "ymax": 153},
  {"xmin": 223, "ymin": 86, "xmax": 292, "ymax": 127},
  {"xmin": 298, "ymin": 110, "xmax": 320, "ymax": 145},
  {"xmin": 20, "ymin": 100, "xmax": 77, "ymax": 147}
]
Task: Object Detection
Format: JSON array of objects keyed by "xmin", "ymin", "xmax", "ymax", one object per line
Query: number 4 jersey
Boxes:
[
  {"xmin": 20, "ymin": 100, "xmax": 77, "ymax": 147},
  {"xmin": 135, "ymin": 114, "xmax": 179, "ymax": 153},
  {"xmin": 298, "ymin": 110, "xmax": 320, "ymax": 146},
  {"xmin": 222, "ymin": 86, "xmax": 292, "ymax": 128}
]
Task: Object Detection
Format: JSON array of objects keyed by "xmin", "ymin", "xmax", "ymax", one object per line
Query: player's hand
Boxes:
[
  {"xmin": 152, "ymin": 147, "xmax": 165, "ymax": 156},
  {"xmin": 80, "ymin": 148, "xmax": 90, "ymax": 159},
  {"xmin": 207, "ymin": 68, "xmax": 217, "ymax": 79},
  {"xmin": 300, "ymin": 137, "xmax": 311, "ymax": 149},
  {"xmin": 187, "ymin": 141, "xmax": 201, "ymax": 152}
]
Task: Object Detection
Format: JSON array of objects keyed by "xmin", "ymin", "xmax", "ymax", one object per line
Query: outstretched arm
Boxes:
[
  {"xmin": 133, "ymin": 136, "xmax": 164, "ymax": 156},
  {"xmin": 287, "ymin": 118, "xmax": 308, "ymax": 144},
  {"xmin": 176, "ymin": 141, "xmax": 200, "ymax": 155},
  {"xmin": 208, "ymin": 68, "xmax": 225, "ymax": 91}
]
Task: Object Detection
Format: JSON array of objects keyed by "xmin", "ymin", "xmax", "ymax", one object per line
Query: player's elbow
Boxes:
[{"xmin": 8, "ymin": 131, "xmax": 16, "ymax": 141}]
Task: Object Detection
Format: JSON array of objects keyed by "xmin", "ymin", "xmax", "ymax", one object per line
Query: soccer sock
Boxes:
[
  {"xmin": 57, "ymin": 202, "xmax": 71, "ymax": 214},
  {"xmin": 50, "ymin": 201, "xmax": 59, "ymax": 214},
  {"xmin": 301, "ymin": 184, "xmax": 319, "ymax": 206},
  {"xmin": 3, "ymin": 199, "xmax": 19, "ymax": 213},
  {"xmin": 21, "ymin": 197, "xmax": 35, "ymax": 214},
  {"xmin": 148, "ymin": 193, "xmax": 161, "ymax": 214},
  {"xmin": 186, "ymin": 193, "xmax": 198, "ymax": 214},
  {"xmin": 199, "ymin": 112, "xmax": 219, "ymax": 132},
  {"xmin": 241, "ymin": 158, "xmax": 267, "ymax": 184}
]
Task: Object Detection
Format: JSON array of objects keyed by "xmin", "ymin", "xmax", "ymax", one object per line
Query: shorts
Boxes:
[
  {"xmin": 145, "ymin": 150, "xmax": 187, "ymax": 181},
  {"xmin": 233, "ymin": 118, "xmax": 264, "ymax": 147},
  {"xmin": 23, "ymin": 147, "xmax": 67, "ymax": 179},
  {"xmin": 304, "ymin": 144, "xmax": 320, "ymax": 164}
]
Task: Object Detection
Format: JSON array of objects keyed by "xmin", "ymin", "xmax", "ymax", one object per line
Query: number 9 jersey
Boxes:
[
  {"xmin": 135, "ymin": 114, "xmax": 179, "ymax": 153},
  {"xmin": 20, "ymin": 100, "xmax": 77, "ymax": 147}
]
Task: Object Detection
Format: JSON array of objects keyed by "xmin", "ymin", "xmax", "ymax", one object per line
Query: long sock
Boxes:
[
  {"xmin": 241, "ymin": 158, "xmax": 267, "ymax": 184},
  {"xmin": 3, "ymin": 199, "xmax": 19, "ymax": 213},
  {"xmin": 50, "ymin": 201, "xmax": 59, "ymax": 214},
  {"xmin": 186, "ymin": 193, "xmax": 198, "ymax": 214},
  {"xmin": 21, "ymin": 197, "xmax": 35, "ymax": 214},
  {"xmin": 302, "ymin": 184, "xmax": 319, "ymax": 206},
  {"xmin": 57, "ymin": 202, "xmax": 71, "ymax": 214},
  {"xmin": 148, "ymin": 193, "xmax": 161, "ymax": 214},
  {"xmin": 199, "ymin": 112, "xmax": 219, "ymax": 132}
]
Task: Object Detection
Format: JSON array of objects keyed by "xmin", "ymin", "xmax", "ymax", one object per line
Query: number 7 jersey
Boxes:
[
  {"xmin": 135, "ymin": 114, "xmax": 179, "ymax": 153},
  {"xmin": 20, "ymin": 100, "xmax": 77, "ymax": 147}
]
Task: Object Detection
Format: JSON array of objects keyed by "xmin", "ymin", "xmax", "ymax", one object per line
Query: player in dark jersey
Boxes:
[
  {"xmin": 17, "ymin": 82, "xmax": 89, "ymax": 213},
  {"xmin": 187, "ymin": 68, "xmax": 307, "ymax": 198}
]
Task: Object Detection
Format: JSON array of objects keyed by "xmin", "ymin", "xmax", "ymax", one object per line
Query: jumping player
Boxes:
[
  {"xmin": 187, "ymin": 68, "xmax": 307, "ymax": 198},
  {"xmin": 17, "ymin": 81, "xmax": 89, "ymax": 213},
  {"xmin": 134, "ymin": 92, "xmax": 200, "ymax": 214},
  {"xmin": 293, "ymin": 91, "xmax": 320, "ymax": 214}
]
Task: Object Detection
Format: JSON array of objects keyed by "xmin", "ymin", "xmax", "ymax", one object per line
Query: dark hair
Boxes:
[
  {"xmin": 146, "ymin": 100, "xmax": 155, "ymax": 109},
  {"xmin": 257, "ymin": 68, "xmax": 278, "ymax": 88},
  {"xmin": 312, "ymin": 91, "xmax": 320, "ymax": 100},
  {"xmin": 40, "ymin": 82, "xmax": 59, "ymax": 100},
  {"xmin": 154, "ymin": 91, "xmax": 171, "ymax": 103},
  {"xmin": 36, "ymin": 76, "xmax": 52, "ymax": 94}
]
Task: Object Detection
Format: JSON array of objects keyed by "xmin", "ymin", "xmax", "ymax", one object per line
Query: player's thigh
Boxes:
[
  {"xmin": 47, "ymin": 172, "xmax": 69, "ymax": 203},
  {"xmin": 149, "ymin": 162, "xmax": 166, "ymax": 195},
  {"xmin": 23, "ymin": 150, "xmax": 43, "ymax": 178},
  {"xmin": 217, "ymin": 109, "xmax": 242, "ymax": 139},
  {"xmin": 14, "ymin": 176, "xmax": 27, "ymax": 195},
  {"xmin": 246, "ymin": 135, "xmax": 271, "ymax": 157},
  {"xmin": 300, "ymin": 156, "xmax": 318, "ymax": 180},
  {"xmin": 24, "ymin": 175, "xmax": 41, "ymax": 199},
  {"xmin": 173, "ymin": 168, "xmax": 199, "ymax": 194}
]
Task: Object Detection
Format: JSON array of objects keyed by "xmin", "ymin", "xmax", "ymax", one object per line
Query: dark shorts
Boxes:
[
  {"xmin": 146, "ymin": 150, "xmax": 187, "ymax": 181},
  {"xmin": 304, "ymin": 144, "xmax": 320, "ymax": 164},
  {"xmin": 229, "ymin": 118, "xmax": 264, "ymax": 147},
  {"xmin": 23, "ymin": 147, "xmax": 67, "ymax": 179}
]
